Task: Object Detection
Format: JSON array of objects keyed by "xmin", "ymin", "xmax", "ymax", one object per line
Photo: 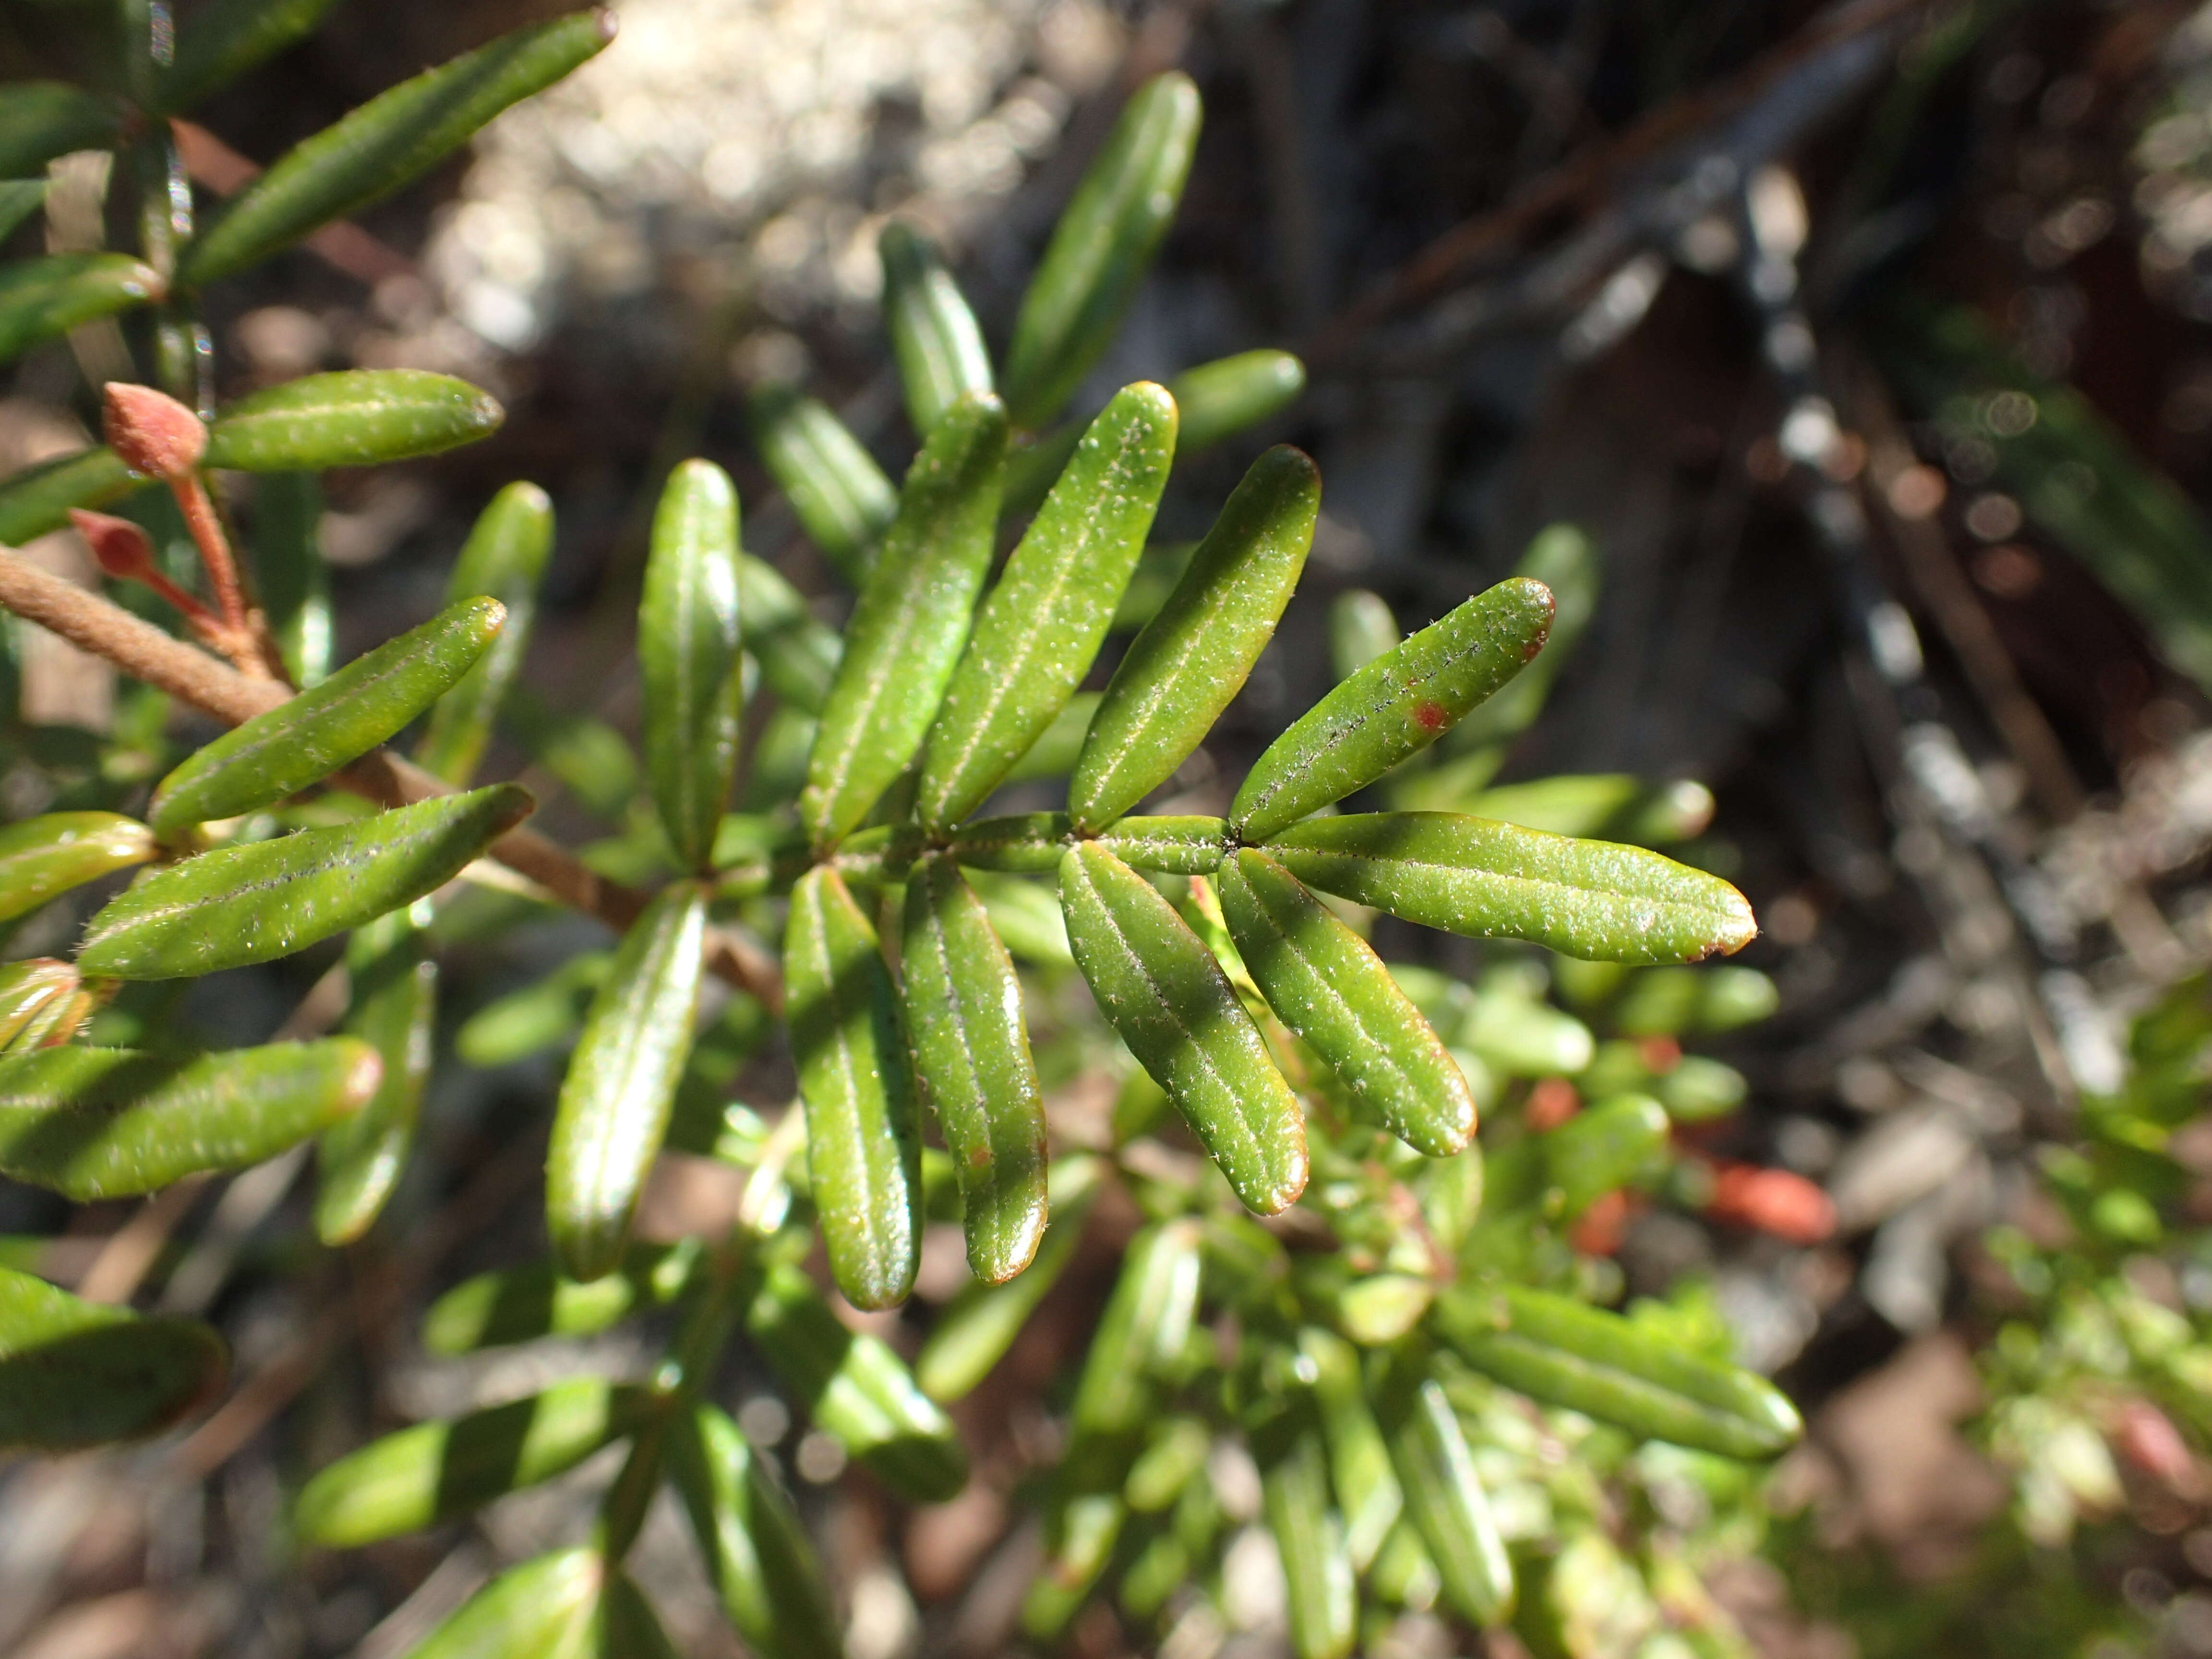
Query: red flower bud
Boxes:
[
  {"xmin": 69, "ymin": 509, "xmax": 156, "ymax": 580},
  {"xmin": 1705, "ymin": 1162, "xmax": 1836, "ymax": 1244},
  {"xmin": 103, "ymin": 383, "xmax": 207, "ymax": 479}
]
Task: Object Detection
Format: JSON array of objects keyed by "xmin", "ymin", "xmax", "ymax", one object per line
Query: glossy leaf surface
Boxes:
[
  {"xmin": 641, "ymin": 461, "xmax": 744, "ymax": 868},
  {"xmin": 0, "ymin": 254, "xmax": 161, "ymax": 365},
  {"xmin": 296, "ymin": 1376, "xmax": 643, "ymax": 1546},
  {"xmin": 546, "ymin": 882, "xmax": 707, "ymax": 1281},
  {"xmin": 251, "ymin": 472, "xmax": 332, "ymax": 685},
  {"xmin": 149, "ymin": 598, "xmax": 504, "ymax": 832},
  {"xmin": 746, "ymin": 1262, "xmax": 967, "ymax": 1500},
  {"xmin": 1002, "ymin": 72, "xmax": 1201, "ymax": 427},
  {"xmin": 78, "ymin": 784, "xmax": 534, "ymax": 979},
  {"xmin": 417, "ymin": 482, "xmax": 555, "ymax": 785},
  {"xmin": 0, "ymin": 84, "xmax": 121, "ymax": 178},
  {"xmin": 1375, "ymin": 1362, "xmax": 1515, "ymax": 1624},
  {"xmin": 1265, "ymin": 813, "xmax": 1756, "ymax": 964},
  {"xmin": 314, "ymin": 913, "xmax": 435, "ymax": 1244},
  {"xmin": 746, "ymin": 386, "xmax": 896, "ymax": 585},
  {"xmin": 0, "ymin": 448, "xmax": 138, "ymax": 545},
  {"xmin": 1232, "ymin": 579, "xmax": 1554, "ymax": 841},
  {"xmin": 1221, "ymin": 849, "xmax": 1476, "ymax": 1156},
  {"xmin": 0, "ymin": 812, "xmax": 156, "ymax": 925},
  {"xmin": 737, "ymin": 553, "xmax": 842, "ymax": 714},
  {"xmin": 202, "ymin": 370, "xmax": 505, "ymax": 471},
  {"xmin": 1070, "ymin": 1217, "xmax": 1203, "ymax": 1435},
  {"xmin": 802, "ymin": 391, "xmax": 1007, "ymax": 849},
  {"xmin": 0, "ymin": 1266, "xmax": 225, "ymax": 1450},
  {"xmin": 0, "ymin": 1039, "xmax": 378, "ymax": 1200},
  {"xmin": 948, "ymin": 812, "xmax": 1227, "ymax": 875},
  {"xmin": 901, "ymin": 858, "xmax": 1048, "ymax": 1283},
  {"xmin": 423, "ymin": 1240, "xmax": 701, "ymax": 1354},
  {"xmin": 787, "ymin": 867, "xmax": 921, "ymax": 1308},
  {"xmin": 1302, "ymin": 1326, "xmax": 1401, "ymax": 1570},
  {"xmin": 1168, "ymin": 349, "xmax": 1306, "ymax": 453},
  {"xmin": 881, "ymin": 221, "xmax": 994, "ymax": 438},
  {"xmin": 402, "ymin": 1548, "xmax": 602, "ymax": 1659},
  {"xmin": 918, "ymin": 382, "xmax": 1176, "ymax": 830},
  {"xmin": 1255, "ymin": 1403, "xmax": 1357, "ymax": 1659},
  {"xmin": 1431, "ymin": 1285, "xmax": 1802, "ymax": 1458},
  {"xmin": 1059, "ymin": 842, "xmax": 1308, "ymax": 1213},
  {"xmin": 1070, "ymin": 445, "xmax": 1318, "ymax": 830},
  {"xmin": 179, "ymin": 11, "xmax": 616, "ymax": 286},
  {"xmin": 670, "ymin": 1405, "xmax": 845, "ymax": 1659}
]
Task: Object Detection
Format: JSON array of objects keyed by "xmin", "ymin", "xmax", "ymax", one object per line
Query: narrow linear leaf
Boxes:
[
  {"xmin": 1002, "ymin": 72, "xmax": 1202, "ymax": 428},
  {"xmin": 399, "ymin": 1548, "xmax": 603, "ymax": 1659},
  {"xmin": 918, "ymin": 382, "xmax": 1177, "ymax": 830},
  {"xmin": 786, "ymin": 866, "xmax": 921, "ymax": 1309},
  {"xmin": 1001, "ymin": 689, "xmax": 1100, "ymax": 784},
  {"xmin": 423, "ymin": 1239, "xmax": 702, "ymax": 1354},
  {"xmin": 641, "ymin": 460, "xmax": 744, "ymax": 870},
  {"xmin": 1611, "ymin": 963, "xmax": 1779, "ymax": 1036},
  {"xmin": 417, "ymin": 482, "xmax": 555, "ymax": 785},
  {"xmin": 1168, "ymin": 349, "xmax": 1306, "ymax": 454},
  {"xmin": 1443, "ymin": 523, "xmax": 1600, "ymax": 755},
  {"xmin": 1124, "ymin": 1415, "xmax": 1210, "ymax": 1512},
  {"xmin": 1374, "ymin": 1359, "xmax": 1515, "ymax": 1625},
  {"xmin": 1540, "ymin": 1094, "xmax": 1669, "ymax": 1222},
  {"xmin": 1266, "ymin": 813, "xmax": 1757, "ymax": 965},
  {"xmin": 455, "ymin": 949, "xmax": 611, "ymax": 1068},
  {"xmin": 296, "ymin": 1376, "xmax": 644, "ymax": 1546},
  {"xmin": 149, "ymin": 598, "xmax": 505, "ymax": 832},
  {"xmin": 0, "ymin": 448, "xmax": 139, "ymax": 546},
  {"xmin": 0, "ymin": 180, "xmax": 48, "ymax": 243},
  {"xmin": 1254, "ymin": 1400, "xmax": 1357, "ymax": 1659},
  {"xmin": 745, "ymin": 1261, "xmax": 968, "ymax": 1501},
  {"xmin": 947, "ymin": 813, "xmax": 1226, "ymax": 875},
  {"xmin": 0, "ymin": 253, "xmax": 163, "ymax": 365},
  {"xmin": 1058, "ymin": 842, "xmax": 1308, "ymax": 1214},
  {"xmin": 161, "ymin": 0, "xmax": 344, "ymax": 115},
  {"xmin": 178, "ymin": 10, "xmax": 617, "ymax": 287},
  {"xmin": 1301, "ymin": 1327, "xmax": 1401, "ymax": 1572},
  {"xmin": 1069, "ymin": 445, "xmax": 1319, "ymax": 830},
  {"xmin": 546, "ymin": 882, "xmax": 708, "ymax": 1282},
  {"xmin": 1070, "ymin": 1217, "xmax": 1203, "ymax": 1436},
  {"xmin": 502, "ymin": 687, "xmax": 640, "ymax": 817},
  {"xmin": 251, "ymin": 473, "xmax": 333, "ymax": 686},
  {"xmin": 1431, "ymin": 1285, "xmax": 1803, "ymax": 1458},
  {"xmin": 314, "ymin": 912, "xmax": 436, "ymax": 1244},
  {"xmin": 0, "ymin": 811, "xmax": 156, "ymax": 926},
  {"xmin": 77, "ymin": 783, "xmax": 535, "ymax": 979},
  {"xmin": 0, "ymin": 1038, "xmax": 379, "ymax": 1200},
  {"xmin": 0, "ymin": 84, "xmax": 122, "ymax": 179},
  {"xmin": 1022, "ymin": 1491, "xmax": 1125, "ymax": 1638},
  {"xmin": 801, "ymin": 391, "xmax": 1007, "ymax": 850},
  {"xmin": 1457, "ymin": 986, "xmax": 1593, "ymax": 1078},
  {"xmin": 738, "ymin": 552, "xmax": 842, "ymax": 714},
  {"xmin": 670, "ymin": 1405, "xmax": 846, "ymax": 1659},
  {"xmin": 1330, "ymin": 590, "xmax": 1399, "ymax": 681},
  {"xmin": 1221, "ymin": 849, "xmax": 1476, "ymax": 1157},
  {"xmin": 1232, "ymin": 578, "xmax": 1554, "ymax": 842},
  {"xmin": 746, "ymin": 385, "xmax": 896, "ymax": 586},
  {"xmin": 203, "ymin": 369, "xmax": 505, "ymax": 471},
  {"xmin": 598, "ymin": 1575, "xmax": 682, "ymax": 1659},
  {"xmin": 881, "ymin": 220, "xmax": 994, "ymax": 438},
  {"xmin": 0, "ymin": 1266, "xmax": 225, "ymax": 1450},
  {"xmin": 901, "ymin": 858, "xmax": 1047, "ymax": 1284}
]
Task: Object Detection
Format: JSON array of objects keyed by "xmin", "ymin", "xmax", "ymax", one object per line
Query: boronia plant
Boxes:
[{"xmin": 0, "ymin": 10, "xmax": 1802, "ymax": 1656}]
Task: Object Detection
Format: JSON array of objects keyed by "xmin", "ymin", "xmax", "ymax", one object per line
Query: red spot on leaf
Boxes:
[{"xmin": 1414, "ymin": 701, "xmax": 1448, "ymax": 732}]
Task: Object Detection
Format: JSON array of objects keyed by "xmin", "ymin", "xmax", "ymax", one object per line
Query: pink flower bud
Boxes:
[
  {"xmin": 103, "ymin": 383, "xmax": 207, "ymax": 479},
  {"xmin": 69, "ymin": 509, "xmax": 157, "ymax": 580}
]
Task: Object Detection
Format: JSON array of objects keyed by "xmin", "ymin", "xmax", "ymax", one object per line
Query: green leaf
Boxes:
[
  {"xmin": 0, "ymin": 447, "xmax": 139, "ymax": 545},
  {"xmin": 417, "ymin": 482, "xmax": 555, "ymax": 785},
  {"xmin": 801, "ymin": 390, "xmax": 1007, "ymax": 850},
  {"xmin": 881, "ymin": 220, "xmax": 994, "ymax": 439},
  {"xmin": 456, "ymin": 949, "xmax": 611, "ymax": 1067},
  {"xmin": 78, "ymin": 784, "xmax": 534, "ymax": 979},
  {"xmin": 786, "ymin": 866, "xmax": 920, "ymax": 1309},
  {"xmin": 0, "ymin": 85, "xmax": 122, "ymax": 180},
  {"xmin": 148, "ymin": 598, "xmax": 505, "ymax": 832},
  {"xmin": 0, "ymin": 180, "xmax": 48, "ymax": 243},
  {"xmin": 1253, "ymin": 1399, "xmax": 1357, "ymax": 1659},
  {"xmin": 1486, "ymin": 1094, "xmax": 1667, "ymax": 1224},
  {"xmin": 1002, "ymin": 72, "xmax": 1202, "ymax": 428},
  {"xmin": 737, "ymin": 552, "xmax": 842, "ymax": 714},
  {"xmin": 203, "ymin": 370, "xmax": 505, "ymax": 470},
  {"xmin": 1220, "ymin": 849, "xmax": 1476, "ymax": 1157},
  {"xmin": 1611, "ymin": 963, "xmax": 1779, "ymax": 1036},
  {"xmin": 0, "ymin": 1266, "xmax": 225, "ymax": 1450},
  {"xmin": 178, "ymin": 11, "xmax": 616, "ymax": 287},
  {"xmin": 1001, "ymin": 690, "xmax": 1100, "ymax": 784},
  {"xmin": 546, "ymin": 882, "xmax": 708, "ymax": 1281},
  {"xmin": 1441, "ymin": 523, "xmax": 1600, "ymax": 755},
  {"xmin": 161, "ymin": 0, "xmax": 344, "ymax": 115},
  {"xmin": 314, "ymin": 912, "xmax": 435, "ymax": 1244},
  {"xmin": 502, "ymin": 688, "xmax": 640, "ymax": 817},
  {"xmin": 746, "ymin": 385, "xmax": 896, "ymax": 586},
  {"xmin": 0, "ymin": 253, "xmax": 162, "ymax": 365},
  {"xmin": 1069, "ymin": 445, "xmax": 1318, "ymax": 830},
  {"xmin": 1058, "ymin": 842, "xmax": 1308, "ymax": 1214},
  {"xmin": 1329, "ymin": 589, "xmax": 1398, "ymax": 681},
  {"xmin": 0, "ymin": 960, "xmax": 82, "ymax": 1053},
  {"xmin": 1124, "ymin": 1415, "xmax": 1210, "ymax": 1512},
  {"xmin": 405, "ymin": 1549, "xmax": 603, "ymax": 1659},
  {"xmin": 597, "ymin": 1575, "xmax": 681, "ymax": 1659},
  {"xmin": 1457, "ymin": 986, "xmax": 1592, "ymax": 1078},
  {"xmin": 423, "ymin": 1239, "xmax": 701, "ymax": 1353},
  {"xmin": 250, "ymin": 472, "xmax": 333, "ymax": 685},
  {"xmin": 1373, "ymin": 1358, "xmax": 1515, "ymax": 1625},
  {"xmin": 1168, "ymin": 349, "xmax": 1306, "ymax": 453},
  {"xmin": 1264, "ymin": 813, "xmax": 1757, "ymax": 964},
  {"xmin": 0, "ymin": 1038, "xmax": 379, "ymax": 1200},
  {"xmin": 0, "ymin": 811, "xmax": 156, "ymax": 926},
  {"xmin": 1070, "ymin": 1217, "xmax": 1202, "ymax": 1436},
  {"xmin": 948, "ymin": 812, "xmax": 1226, "ymax": 875},
  {"xmin": 918, "ymin": 382, "xmax": 1177, "ymax": 830},
  {"xmin": 916, "ymin": 1155, "xmax": 1102, "ymax": 1402},
  {"xmin": 641, "ymin": 461, "xmax": 744, "ymax": 870},
  {"xmin": 1022, "ymin": 1491, "xmax": 1124, "ymax": 1638},
  {"xmin": 669, "ymin": 1405, "xmax": 845, "ymax": 1659},
  {"xmin": 1430, "ymin": 1285, "xmax": 1802, "ymax": 1458},
  {"xmin": 1231, "ymin": 578, "xmax": 1554, "ymax": 841},
  {"xmin": 1301, "ymin": 1327, "xmax": 1401, "ymax": 1572},
  {"xmin": 901, "ymin": 857, "xmax": 1047, "ymax": 1285},
  {"xmin": 296, "ymin": 1375, "xmax": 644, "ymax": 1547},
  {"xmin": 745, "ymin": 1261, "xmax": 967, "ymax": 1501}
]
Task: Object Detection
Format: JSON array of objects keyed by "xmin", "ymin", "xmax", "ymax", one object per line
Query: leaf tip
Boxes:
[
  {"xmin": 1701, "ymin": 888, "xmax": 1759, "ymax": 959},
  {"xmin": 591, "ymin": 6, "xmax": 620, "ymax": 44}
]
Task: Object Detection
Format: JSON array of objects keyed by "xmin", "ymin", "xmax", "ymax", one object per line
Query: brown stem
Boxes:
[
  {"xmin": 170, "ymin": 472, "xmax": 276, "ymax": 679},
  {"xmin": 0, "ymin": 547, "xmax": 784, "ymax": 1010}
]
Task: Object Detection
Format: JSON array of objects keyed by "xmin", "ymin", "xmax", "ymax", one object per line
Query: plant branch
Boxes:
[{"xmin": 0, "ymin": 547, "xmax": 784, "ymax": 1010}]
